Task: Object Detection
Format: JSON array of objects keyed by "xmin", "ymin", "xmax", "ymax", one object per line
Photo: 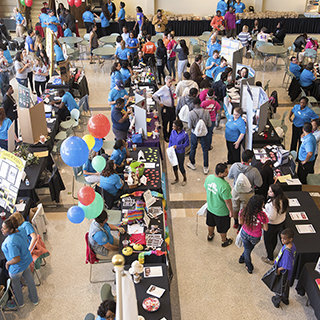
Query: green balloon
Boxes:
[
  {"xmin": 85, "ymin": 192, "xmax": 104, "ymax": 219},
  {"xmin": 78, "ymin": 201, "xmax": 90, "ymax": 217},
  {"xmin": 20, "ymin": 0, "xmax": 26, "ymax": 5},
  {"xmin": 92, "ymin": 155, "xmax": 106, "ymax": 172}
]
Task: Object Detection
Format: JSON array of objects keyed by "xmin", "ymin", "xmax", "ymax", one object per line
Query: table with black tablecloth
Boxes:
[
  {"xmin": 252, "ymin": 120, "xmax": 281, "ymax": 148},
  {"xmin": 296, "ymin": 262, "xmax": 320, "ymax": 320},
  {"xmin": 284, "ymin": 191, "xmax": 320, "ymax": 286},
  {"xmin": 119, "ymin": 196, "xmax": 167, "ymax": 266}
]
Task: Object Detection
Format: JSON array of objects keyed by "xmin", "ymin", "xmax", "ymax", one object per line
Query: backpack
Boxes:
[
  {"xmin": 178, "ymin": 104, "xmax": 190, "ymax": 123},
  {"xmin": 234, "ymin": 173, "xmax": 252, "ymax": 193},
  {"xmin": 193, "ymin": 110, "xmax": 208, "ymax": 137}
]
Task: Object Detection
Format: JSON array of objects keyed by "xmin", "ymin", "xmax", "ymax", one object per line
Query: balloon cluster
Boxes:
[
  {"xmin": 67, "ymin": 0, "xmax": 82, "ymax": 7},
  {"xmin": 62, "ymin": 114, "xmax": 111, "ymax": 224},
  {"xmin": 20, "ymin": 0, "xmax": 33, "ymax": 7}
]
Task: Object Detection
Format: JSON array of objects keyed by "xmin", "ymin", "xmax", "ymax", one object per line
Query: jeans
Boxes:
[
  {"xmin": 240, "ymin": 228, "xmax": 261, "ymax": 272},
  {"xmin": 0, "ymin": 71, "xmax": 9, "ymax": 97},
  {"xmin": 157, "ymin": 65, "xmax": 165, "ymax": 84},
  {"xmin": 16, "ymin": 78, "xmax": 28, "ymax": 87},
  {"xmin": 167, "ymin": 57, "xmax": 176, "ymax": 79},
  {"xmin": 177, "ymin": 59, "xmax": 188, "ymax": 81},
  {"xmin": 10, "ymin": 266, "xmax": 38, "ymax": 306},
  {"xmin": 207, "ymin": 121, "xmax": 215, "ymax": 147},
  {"xmin": 189, "ymin": 132, "xmax": 209, "ymax": 167}
]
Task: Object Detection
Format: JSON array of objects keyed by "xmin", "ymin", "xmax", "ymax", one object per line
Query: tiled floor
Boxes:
[{"xmin": 3, "ymin": 32, "xmax": 319, "ymax": 319}]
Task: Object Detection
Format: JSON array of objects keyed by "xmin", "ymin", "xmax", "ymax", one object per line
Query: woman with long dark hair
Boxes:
[
  {"xmin": 239, "ymin": 195, "xmax": 268, "ymax": 274},
  {"xmin": 110, "ymin": 61, "xmax": 123, "ymax": 90},
  {"xmin": 173, "ymin": 39, "xmax": 189, "ymax": 82},
  {"xmin": 39, "ymin": 49, "xmax": 50, "ymax": 83},
  {"xmin": 14, "ymin": 51, "xmax": 29, "ymax": 87},
  {"xmin": 156, "ymin": 39, "xmax": 167, "ymax": 85},
  {"xmin": 261, "ymin": 184, "xmax": 288, "ymax": 265},
  {"xmin": 255, "ymin": 160, "xmax": 274, "ymax": 201}
]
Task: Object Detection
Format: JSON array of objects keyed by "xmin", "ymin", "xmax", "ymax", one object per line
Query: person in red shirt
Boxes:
[
  {"xmin": 142, "ymin": 34, "xmax": 156, "ymax": 65},
  {"xmin": 210, "ymin": 10, "xmax": 225, "ymax": 35}
]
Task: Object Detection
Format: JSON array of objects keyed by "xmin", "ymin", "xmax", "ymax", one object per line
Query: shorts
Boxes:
[
  {"xmin": 206, "ymin": 210, "xmax": 230, "ymax": 233},
  {"xmin": 232, "ymin": 189, "xmax": 254, "ymax": 213}
]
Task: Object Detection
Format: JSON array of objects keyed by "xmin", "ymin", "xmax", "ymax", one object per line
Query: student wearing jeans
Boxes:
[
  {"xmin": 167, "ymin": 33, "xmax": 177, "ymax": 80},
  {"xmin": 14, "ymin": 51, "xmax": 29, "ymax": 87},
  {"xmin": 173, "ymin": 39, "xmax": 189, "ymax": 82},
  {"xmin": 33, "ymin": 57, "xmax": 48, "ymax": 97}
]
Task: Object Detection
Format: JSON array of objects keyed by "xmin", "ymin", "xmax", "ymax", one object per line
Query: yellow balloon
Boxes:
[{"xmin": 82, "ymin": 134, "xmax": 95, "ymax": 150}]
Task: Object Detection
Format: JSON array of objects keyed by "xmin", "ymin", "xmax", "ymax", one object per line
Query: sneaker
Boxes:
[
  {"xmin": 261, "ymin": 257, "xmax": 274, "ymax": 265},
  {"xmin": 221, "ymin": 238, "xmax": 233, "ymax": 247},
  {"xmin": 207, "ymin": 233, "xmax": 214, "ymax": 241},
  {"xmin": 33, "ymin": 301, "xmax": 39, "ymax": 306},
  {"xmin": 246, "ymin": 266, "xmax": 253, "ymax": 274},
  {"xmin": 215, "ymin": 126, "xmax": 222, "ymax": 130},
  {"xmin": 187, "ymin": 162, "xmax": 196, "ymax": 170},
  {"xmin": 203, "ymin": 167, "xmax": 209, "ymax": 175},
  {"xmin": 181, "ymin": 180, "xmax": 187, "ymax": 186},
  {"xmin": 238, "ymin": 256, "xmax": 245, "ymax": 264},
  {"xmin": 271, "ymin": 296, "xmax": 280, "ymax": 308},
  {"xmin": 6, "ymin": 301, "xmax": 24, "ymax": 309},
  {"xmin": 233, "ymin": 223, "xmax": 239, "ymax": 229},
  {"xmin": 209, "ymin": 146, "xmax": 213, "ymax": 150},
  {"xmin": 171, "ymin": 180, "xmax": 179, "ymax": 185}
]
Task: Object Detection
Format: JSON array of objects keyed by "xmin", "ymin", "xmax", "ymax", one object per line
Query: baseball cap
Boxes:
[{"xmin": 116, "ymin": 80, "xmax": 124, "ymax": 89}]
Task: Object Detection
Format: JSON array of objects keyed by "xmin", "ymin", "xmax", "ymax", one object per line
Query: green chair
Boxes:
[
  {"xmin": 83, "ymin": 33, "xmax": 90, "ymax": 41},
  {"xmin": 250, "ymin": 50, "xmax": 264, "ymax": 67},
  {"xmin": 290, "ymin": 150, "xmax": 297, "ymax": 161},
  {"xmin": 107, "ymin": 210, "xmax": 122, "ymax": 225},
  {"xmin": 54, "ymin": 126, "xmax": 74, "ymax": 141},
  {"xmin": 312, "ymin": 107, "xmax": 320, "ymax": 115},
  {"xmin": 110, "ymin": 33, "xmax": 120, "ymax": 36},
  {"xmin": 0, "ymin": 279, "xmax": 20, "ymax": 318},
  {"xmin": 263, "ymin": 79, "xmax": 270, "ymax": 95},
  {"xmin": 202, "ymin": 31, "xmax": 211, "ymax": 35},
  {"xmin": 307, "ymin": 173, "xmax": 320, "ymax": 185},
  {"xmin": 100, "ymin": 283, "xmax": 115, "ymax": 302},
  {"xmin": 60, "ymin": 108, "xmax": 81, "ymax": 131},
  {"xmin": 102, "ymin": 140, "xmax": 115, "ymax": 150},
  {"xmin": 84, "ymin": 313, "xmax": 95, "ymax": 320},
  {"xmin": 301, "ymin": 88, "xmax": 318, "ymax": 107},
  {"xmin": 270, "ymin": 110, "xmax": 288, "ymax": 128}
]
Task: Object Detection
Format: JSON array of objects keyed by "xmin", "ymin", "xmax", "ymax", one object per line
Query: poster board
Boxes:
[
  {"xmin": 134, "ymin": 105, "xmax": 147, "ymax": 139},
  {"xmin": 18, "ymin": 83, "xmax": 31, "ymax": 108},
  {"xmin": 0, "ymin": 150, "xmax": 26, "ymax": 213},
  {"xmin": 58, "ymin": 58, "xmax": 71, "ymax": 83},
  {"xmin": 236, "ymin": 63, "xmax": 255, "ymax": 79},
  {"xmin": 245, "ymin": 83, "xmax": 254, "ymax": 150},
  {"xmin": 257, "ymin": 101, "xmax": 270, "ymax": 134},
  {"xmin": 220, "ymin": 38, "xmax": 242, "ymax": 66},
  {"xmin": 18, "ymin": 101, "xmax": 48, "ymax": 144},
  {"xmin": 46, "ymin": 28, "xmax": 54, "ymax": 78},
  {"xmin": 232, "ymin": 47, "xmax": 245, "ymax": 79},
  {"xmin": 7, "ymin": 121, "xmax": 15, "ymax": 153},
  {"xmin": 135, "ymin": 92, "xmax": 146, "ymax": 109}
]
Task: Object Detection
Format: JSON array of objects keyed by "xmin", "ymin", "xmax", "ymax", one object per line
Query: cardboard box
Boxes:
[
  {"xmin": 18, "ymin": 102, "xmax": 48, "ymax": 144},
  {"xmin": 58, "ymin": 58, "xmax": 70, "ymax": 83}
]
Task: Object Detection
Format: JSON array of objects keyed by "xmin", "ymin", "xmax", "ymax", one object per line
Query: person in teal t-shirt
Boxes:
[{"xmin": 96, "ymin": 298, "xmax": 116, "ymax": 320}]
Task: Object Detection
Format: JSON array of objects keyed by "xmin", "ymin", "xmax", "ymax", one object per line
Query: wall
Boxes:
[{"xmin": 262, "ymin": 0, "xmax": 305, "ymax": 12}]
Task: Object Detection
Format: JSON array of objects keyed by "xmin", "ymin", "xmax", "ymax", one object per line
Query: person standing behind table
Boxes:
[
  {"xmin": 190, "ymin": 55, "xmax": 207, "ymax": 89},
  {"xmin": 108, "ymin": 80, "xmax": 131, "ymax": 111},
  {"xmin": 0, "ymin": 50, "xmax": 10, "ymax": 98},
  {"xmin": 64, "ymin": 9, "xmax": 76, "ymax": 34},
  {"xmin": 2, "ymin": 85, "xmax": 18, "ymax": 136},
  {"xmin": 110, "ymin": 62, "xmax": 123, "ymax": 90},
  {"xmin": 237, "ymin": 25, "xmax": 252, "ymax": 50},
  {"xmin": 152, "ymin": 9, "xmax": 168, "ymax": 34},
  {"xmin": 200, "ymin": 89, "xmax": 221, "ymax": 150},
  {"xmin": 289, "ymin": 56, "xmax": 301, "ymax": 80},
  {"xmin": 116, "ymin": 2, "xmax": 126, "ymax": 34},
  {"xmin": 167, "ymin": 33, "xmax": 177, "ymax": 81},
  {"xmin": 94, "ymin": 10, "xmax": 110, "ymax": 37},
  {"xmin": 120, "ymin": 61, "xmax": 132, "ymax": 87},
  {"xmin": 45, "ymin": 10, "xmax": 60, "ymax": 37},
  {"xmin": 13, "ymin": 8, "xmax": 25, "ymax": 38},
  {"xmin": 210, "ymin": 11, "xmax": 224, "ymax": 35},
  {"xmin": 311, "ymin": 118, "xmax": 320, "ymax": 162},
  {"xmin": 207, "ymin": 35, "xmax": 221, "ymax": 57},
  {"xmin": 238, "ymin": 195, "xmax": 268, "ymax": 274},
  {"xmin": 205, "ymin": 50, "xmax": 221, "ymax": 84},
  {"xmin": 156, "ymin": 39, "xmax": 167, "ymax": 85},
  {"xmin": 216, "ymin": 0, "xmax": 228, "ymax": 17},
  {"xmin": 89, "ymin": 25, "xmax": 99, "ymax": 64},
  {"xmin": 82, "ymin": 6, "xmax": 95, "ymax": 34},
  {"xmin": 297, "ymin": 122, "xmax": 317, "ymax": 184},
  {"xmin": 173, "ymin": 39, "xmax": 189, "ymax": 82},
  {"xmin": 96, "ymin": 299, "xmax": 116, "ymax": 320},
  {"xmin": 126, "ymin": 30, "xmax": 139, "ymax": 63},
  {"xmin": 50, "ymin": 89, "xmax": 79, "ymax": 121},
  {"xmin": 106, "ymin": 0, "xmax": 116, "ymax": 20},
  {"xmin": 111, "ymin": 98, "xmax": 131, "ymax": 140},
  {"xmin": 255, "ymin": 160, "xmax": 274, "ymax": 201},
  {"xmin": 234, "ymin": 0, "xmax": 246, "ymax": 13},
  {"xmin": 271, "ymin": 21, "xmax": 286, "ymax": 45},
  {"xmin": 152, "ymin": 76, "xmax": 176, "ymax": 143},
  {"xmin": 33, "ymin": 57, "xmax": 48, "ymax": 97},
  {"xmin": 175, "ymin": 71, "xmax": 199, "ymax": 98},
  {"xmin": 187, "ymin": 97, "xmax": 212, "ymax": 175},
  {"xmin": 169, "ymin": 119, "xmax": 189, "ymax": 186},
  {"xmin": 289, "ymin": 96, "xmax": 318, "ymax": 152},
  {"xmin": 0, "ymin": 107, "xmax": 13, "ymax": 150},
  {"xmin": 14, "ymin": 51, "xmax": 29, "ymax": 88},
  {"xmin": 142, "ymin": 34, "xmax": 156, "ymax": 65},
  {"xmin": 261, "ymin": 184, "xmax": 289, "ymax": 265},
  {"xmin": 83, "ymin": 150, "xmax": 100, "ymax": 184},
  {"xmin": 224, "ymin": 7, "xmax": 236, "ymax": 39},
  {"xmin": 62, "ymin": 23, "xmax": 72, "ymax": 37},
  {"xmin": 204, "ymin": 163, "xmax": 234, "ymax": 246},
  {"xmin": 1, "ymin": 216, "xmax": 39, "ymax": 309}
]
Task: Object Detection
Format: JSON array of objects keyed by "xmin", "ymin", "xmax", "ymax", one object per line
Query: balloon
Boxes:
[
  {"xmin": 74, "ymin": 0, "xmax": 82, "ymax": 7},
  {"xmin": 67, "ymin": 0, "xmax": 75, "ymax": 6},
  {"xmin": 67, "ymin": 206, "xmax": 85, "ymax": 224},
  {"xmin": 87, "ymin": 114, "xmax": 110, "ymax": 139},
  {"xmin": 25, "ymin": 0, "xmax": 33, "ymax": 6},
  {"xmin": 92, "ymin": 155, "xmax": 106, "ymax": 172},
  {"xmin": 92, "ymin": 138, "xmax": 103, "ymax": 152},
  {"xmin": 20, "ymin": 0, "xmax": 26, "ymax": 5},
  {"xmin": 82, "ymin": 134, "xmax": 95, "ymax": 150},
  {"xmin": 60, "ymin": 136, "xmax": 89, "ymax": 167},
  {"xmin": 79, "ymin": 192, "xmax": 104, "ymax": 219},
  {"xmin": 78, "ymin": 186, "xmax": 95, "ymax": 206}
]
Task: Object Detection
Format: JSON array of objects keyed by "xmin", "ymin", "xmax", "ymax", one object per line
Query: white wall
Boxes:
[{"xmin": 262, "ymin": 0, "xmax": 305, "ymax": 13}]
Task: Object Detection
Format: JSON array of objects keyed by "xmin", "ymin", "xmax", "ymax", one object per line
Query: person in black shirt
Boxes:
[
  {"xmin": 64, "ymin": 9, "xmax": 76, "ymax": 34},
  {"xmin": 272, "ymin": 21, "xmax": 286, "ymax": 44},
  {"xmin": 293, "ymin": 33, "xmax": 307, "ymax": 53},
  {"xmin": 2, "ymin": 84, "xmax": 18, "ymax": 136}
]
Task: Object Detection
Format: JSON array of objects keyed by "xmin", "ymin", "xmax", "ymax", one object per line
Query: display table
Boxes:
[
  {"xmin": 296, "ymin": 262, "xmax": 320, "ymax": 320},
  {"xmin": 284, "ymin": 191, "xmax": 320, "ymax": 286},
  {"xmin": 252, "ymin": 120, "xmax": 281, "ymax": 148}
]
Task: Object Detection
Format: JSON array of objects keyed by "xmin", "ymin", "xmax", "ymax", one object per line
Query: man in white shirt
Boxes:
[{"xmin": 175, "ymin": 71, "xmax": 199, "ymax": 98}]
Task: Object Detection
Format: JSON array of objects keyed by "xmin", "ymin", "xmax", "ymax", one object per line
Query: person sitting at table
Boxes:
[
  {"xmin": 257, "ymin": 27, "xmax": 269, "ymax": 42},
  {"xmin": 298, "ymin": 122, "xmax": 317, "ymax": 184},
  {"xmin": 82, "ymin": 5, "xmax": 95, "ymax": 34},
  {"xmin": 82, "ymin": 150, "xmax": 100, "ymax": 183},
  {"xmin": 0, "ymin": 107, "xmax": 13, "ymax": 150},
  {"xmin": 237, "ymin": 25, "xmax": 252, "ymax": 50},
  {"xmin": 110, "ymin": 139, "xmax": 130, "ymax": 170},
  {"xmin": 62, "ymin": 23, "xmax": 72, "ymax": 37},
  {"xmin": 216, "ymin": 0, "xmax": 228, "ymax": 17},
  {"xmin": 126, "ymin": 30, "xmax": 139, "ymax": 63},
  {"xmin": 50, "ymin": 89, "xmax": 79, "ymax": 121},
  {"xmin": 236, "ymin": 67, "xmax": 249, "ymax": 80},
  {"xmin": 110, "ymin": 62, "xmax": 123, "ymax": 90},
  {"xmin": 120, "ymin": 61, "xmax": 132, "ymax": 87},
  {"xmin": 251, "ymin": 19, "xmax": 259, "ymax": 36},
  {"xmin": 100, "ymin": 160, "xmax": 124, "ymax": 200},
  {"xmin": 12, "ymin": 212, "xmax": 37, "ymax": 251},
  {"xmin": 190, "ymin": 55, "xmax": 207, "ymax": 89},
  {"xmin": 312, "ymin": 118, "xmax": 320, "ymax": 162},
  {"xmin": 108, "ymin": 80, "xmax": 132, "ymax": 110},
  {"xmin": 289, "ymin": 56, "xmax": 302, "ymax": 80},
  {"xmin": 111, "ymin": 98, "xmax": 131, "ymax": 141},
  {"xmin": 96, "ymin": 299, "xmax": 116, "ymax": 320},
  {"xmin": 2, "ymin": 85, "xmax": 18, "ymax": 136},
  {"xmin": 299, "ymin": 62, "xmax": 317, "ymax": 95},
  {"xmin": 33, "ymin": 57, "xmax": 48, "ymax": 97},
  {"xmin": 298, "ymin": 38, "xmax": 318, "ymax": 64},
  {"xmin": 53, "ymin": 40, "xmax": 65, "ymax": 64},
  {"xmin": 289, "ymin": 96, "xmax": 319, "ymax": 152},
  {"xmin": 261, "ymin": 184, "xmax": 288, "ymax": 265},
  {"xmin": 207, "ymin": 35, "xmax": 221, "ymax": 57},
  {"xmin": 271, "ymin": 21, "xmax": 286, "ymax": 44},
  {"xmin": 115, "ymin": 40, "xmax": 131, "ymax": 65},
  {"xmin": 210, "ymin": 11, "xmax": 224, "ymax": 35},
  {"xmin": 293, "ymin": 33, "xmax": 307, "ymax": 53},
  {"xmin": 88, "ymin": 210, "xmax": 123, "ymax": 259},
  {"xmin": 255, "ymin": 160, "xmax": 274, "ymax": 201}
]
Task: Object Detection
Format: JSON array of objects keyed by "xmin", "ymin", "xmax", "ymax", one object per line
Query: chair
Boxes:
[
  {"xmin": 102, "ymin": 140, "xmax": 115, "ymax": 150},
  {"xmin": 280, "ymin": 124, "xmax": 288, "ymax": 147},
  {"xmin": 110, "ymin": 33, "xmax": 120, "ymax": 36},
  {"xmin": 270, "ymin": 110, "xmax": 288, "ymax": 128},
  {"xmin": 0, "ymin": 279, "xmax": 20, "ymax": 318},
  {"xmin": 307, "ymin": 173, "xmax": 320, "ymax": 185},
  {"xmin": 263, "ymin": 79, "xmax": 270, "ymax": 95},
  {"xmin": 290, "ymin": 150, "xmax": 297, "ymax": 161},
  {"xmin": 106, "ymin": 210, "xmax": 122, "ymax": 225},
  {"xmin": 95, "ymin": 185, "xmax": 119, "ymax": 209},
  {"xmin": 250, "ymin": 50, "xmax": 264, "ymax": 67},
  {"xmin": 69, "ymin": 49, "xmax": 83, "ymax": 68},
  {"xmin": 202, "ymin": 31, "xmax": 211, "ymax": 35},
  {"xmin": 103, "ymin": 44, "xmax": 115, "ymax": 48},
  {"xmin": 255, "ymin": 41, "xmax": 267, "ymax": 48},
  {"xmin": 190, "ymin": 38, "xmax": 199, "ymax": 46},
  {"xmin": 84, "ymin": 313, "xmax": 95, "ymax": 320},
  {"xmin": 85, "ymin": 233, "xmax": 113, "ymax": 283},
  {"xmin": 192, "ymin": 44, "xmax": 202, "ymax": 56},
  {"xmin": 312, "ymin": 107, "xmax": 320, "ymax": 115},
  {"xmin": 72, "ymin": 166, "xmax": 94, "ymax": 199},
  {"xmin": 100, "ymin": 283, "xmax": 115, "ymax": 302},
  {"xmin": 301, "ymin": 88, "xmax": 318, "ymax": 107},
  {"xmin": 305, "ymin": 48, "xmax": 317, "ymax": 63},
  {"xmin": 60, "ymin": 108, "xmax": 81, "ymax": 131},
  {"xmin": 83, "ymin": 33, "xmax": 90, "ymax": 41}
]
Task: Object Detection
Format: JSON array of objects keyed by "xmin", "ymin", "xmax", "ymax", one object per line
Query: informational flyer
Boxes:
[
  {"xmin": 18, "ymin": 83, "xmax": 31, "ymax": 108},
  {"xmin": 295, "ymin": 224, "xmax": 316, "ymax": 234},
  {"xmin": 289, "ymin": 198, "xmax": 301, "ymax": 207},
  {"xmin": 289, "ymin": 212, "xmax": 308, "ymax": 221},
  {"xmin": 0, "ymin": 150, "xmax": 26, "ymax": 213}
]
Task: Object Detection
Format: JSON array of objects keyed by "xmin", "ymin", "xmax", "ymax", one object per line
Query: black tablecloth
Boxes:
[
  {"xmin": 252, "ymin": 120, "xmax": 281, "ymax": 148},
  {"xmin": 120, "ymin": 197, "xmax": 167, "ymax": 266},
  {"xmin": 284, "ymin": 191, "xmax": 320, "ymax": 286},
  {"xmin": 124, "ymin": 263, "xmax": 172, "ymax": 320},
  {"xmin": 296, "ymin": 262, "xmax": 320, "ymax": 320}
]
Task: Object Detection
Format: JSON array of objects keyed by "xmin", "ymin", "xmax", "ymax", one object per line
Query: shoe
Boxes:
[
  {"xmin": 187, "ymin": 162, "xmax": 196, "ymax": 170},
  {"xmin": 207, "ymin": 233, "xmax": 214, "ymax": 241},
  {"xmin": 33, "ymin": 301, "xmax": 39, "ymax": 306},
  {"xmin": 171, "ymin": 180, "xmax": 179, "ymax": 185},
  {"xmin": 181, "ymin": 180, "xmax": 187, "ymax": 186},
  {"xmin": 6, "ymin": 301, "xmax": 24, "ymax": 309},
  {"xmin": 203, "ymin": 167, "xmax": 209, "ymax": 175},
  {"xmin": 209, "ymin": 146, "xmax": 213, "ymax": 150},
  {"xmin": 238, "ymin": 256, "xmax": 245, "ymax": 264},
  {"xmin": 215, "ymin": 126, "xmax": 222, "ymax": 130},
  {"xmin": 89, "ymin": 61, "xmax": 96, "ymax": 64},
  {"xmin": 233, "ymin": 223, "xmax": 239, "ymax": 229},
  {"xmin": 261, "ymin": 257, "xmax": 274, "ymax": 265},
  {"xmin": 245, "ymin": 266, "xmax": 253, "ymax": 274},
  {"xmin": 221, "ymin": 238, "xmax": 233, "ymax": 247},
  {"xmin": 281, "ymin": 298, "xmax": 289, "ymax": 305},
  {"xmin": 272, "ymin": 296, "xmax": 280, "ymax": 308}
]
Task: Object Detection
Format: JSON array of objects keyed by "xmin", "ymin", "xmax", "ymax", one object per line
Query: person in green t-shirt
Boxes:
[{"xmin": 204, "ymin": 163, "xmax": 234, "ymax": 247}]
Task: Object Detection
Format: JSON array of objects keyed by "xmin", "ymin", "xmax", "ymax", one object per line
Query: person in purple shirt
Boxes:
[
  {"xmin": 224, "ymin": 6, "xmax": 236, "ymax": 38},
  {"xmin": 271, "ymin": 228, "xmax": 296, "ymax": 308},
  {"xmin": 168, "ymin": 119, "xmax": 190, "ymax": 186}
]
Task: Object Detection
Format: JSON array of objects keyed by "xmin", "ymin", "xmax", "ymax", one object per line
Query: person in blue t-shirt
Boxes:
[
  {"xmin": 234, "ymin": 0, "xmax": 246, "ymax": 13},
  {"xmin": 1, "ymin": 216, "xmax": 39, "ymax": 308},
  {"xmin": 96, "ymin": 299, "xmax": 116, "ymax": 320},
  {"xmin": 0, "ymin": 107, "xmax": 13, "ymax": 150},
  {"xmin": 216, "ymin": 0, "xmax": 228, "ymax": 16},
  {"xmin": 116, "ymin": 1, "xmax": 126, "ymax": 33},
  {"xmin": 106, "ymin": 0, "xmax": 116, "ymax": 20},
  {"xmin": 44, "ymin": 10, "xmax": 60, "ymax": 35},
  {"xmin": 108, "ymin": 80, "xmax": 131, "ymax": 110},
  {"xmin": 50, "ymin": 89, "xmax": 79, "ymax": 121},
  {"xmin": 110, "ymin": 62, "xmax": 123, "ymax": 90},
  {"xmin": 115, "ymin": 40, "xmax": 131, "ymax": 64},
  {"xmin": 212, "ymin": 57, "xmax": 227, "ymax": 80},
  {"xmin": 126, "ymin": 31, "xmax": 139, "ymax": 61},
  {"xmin": 110, "ymin": 139, "xmax": 130, "ymax": 170},
  {"xmin": 94, "ymin": 11, "xmax": 110, "ymax": 36},
  {"xmin": 205, "ymin": 50, "xmax": 221, "ymax": 83},
  {"xmin": 111, "ymin": 98, "xmax": 131, "ymax": 140},
  {"xmin": 134, "ymin": 6, "xmax": 145, "ymax": 36},
  {"xmin": 25, "ymin": 29, "xmax": 35, "ymax": 53},
  {"xmin": 63, "ymin": 24, "xmax": 72, "ymax": 37},
  {"xmin": 82, "ymin": 5, "xmax": 95, "ymax": 33},
  {"xmin": 100, "ymin": 160, "xmax": 124, "ymax": 199},
  {"xmin": 298, "ymin": 122, "xmax": 317, "ymax": 184},
  {"xmin": 289, "ymin": 56, "xmax": 301, "ymax": 80},
  {"xmin": 13, "ymin": 7, "xmax": 25, "ymax": 38},
  {"xmin": 53, "ymin": 40, "xmax": 65, "ymax": 63},
  {"xmin": 120, "ymin": 61, "xmax": 132, "ymax": 86},
  {"xmin": 289, "ymin": 96, "xmax": 319, "ymax": 152},
  {"xmin": 299, "ymin": 62, "xmax": 316, "ymax": 90},
  {"xmin": 207, "ymin": 35, "xmax": 221, "ymax": 57},
  {"xmin": 39, "ymin": 9, "xmax": 48, "ymax": 29},
  {"xmin": 83, "ymin": 150, "xmax": 100, "ymax": 183}
]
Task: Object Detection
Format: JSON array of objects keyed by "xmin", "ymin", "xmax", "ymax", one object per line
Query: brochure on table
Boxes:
[{"xmin": 0, "ymin": 150, "xmax": 26, "ymax": 213}]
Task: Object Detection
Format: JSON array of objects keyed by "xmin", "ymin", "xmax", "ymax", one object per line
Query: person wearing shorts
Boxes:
[{"xmin": 204, "ymin": 163, "xmax": 234, "ymax": 247}]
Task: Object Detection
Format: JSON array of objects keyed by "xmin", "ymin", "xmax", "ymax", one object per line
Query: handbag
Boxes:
[
  {"xmin": 131, "ymin": 133, "xmax": 142, "ymax": 144},
  {"xmin": 235, "ymin": 228, "xmax": 243, "ymax": 248}
]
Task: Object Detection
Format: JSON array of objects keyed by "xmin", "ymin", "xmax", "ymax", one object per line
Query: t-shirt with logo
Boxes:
[
  {"xmin": 33, "ymin": 65, "xmax": 47, "ymax": 82},
  {"xmin": 142, "ymin": 41, "xmax": 156, "ymax": 54},
  {"xmin": 240, "ymin": 210, "xmax": 269, "ymax": 238}
]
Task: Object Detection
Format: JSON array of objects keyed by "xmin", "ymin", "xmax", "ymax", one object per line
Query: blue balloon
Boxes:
[
  {"xmin": 60, "ymin": 136, "xmax": 89, "ymax": 167},
  {"xmin": 67, "ymin": 206, "xmax": 85, "ymax": 224},
  {"xmin": 92, "ymin": 138, "xmax": 103, "ymax": 152}
]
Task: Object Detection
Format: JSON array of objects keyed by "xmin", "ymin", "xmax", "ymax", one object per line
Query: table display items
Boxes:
[{"xmin": 129, "ymin": 260, "xmax": 144, "ymax": 284}]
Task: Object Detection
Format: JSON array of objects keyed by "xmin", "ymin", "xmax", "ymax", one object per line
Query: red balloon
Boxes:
[
  {"xmin": 25, "ymin": 0, "xmax": 33, "ymax": 7},
  {"xmin": 87, "ymin": 114, "xmax": 111, "ymax": 139},
  {"xmin": 78, "ymin": 186, "xmax": 95, "ymax": 206},
  {"xmin": 67, "ymin": 0, "xmax": 74, "ymax": 6},
  {"xmin": 74, "ymin": 0, "xmax": 82, "ymax": 8}
]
